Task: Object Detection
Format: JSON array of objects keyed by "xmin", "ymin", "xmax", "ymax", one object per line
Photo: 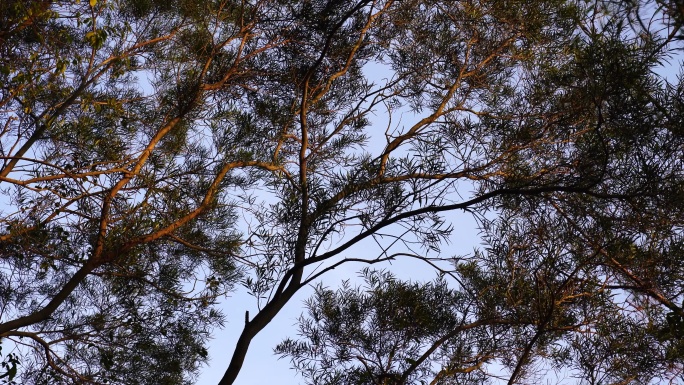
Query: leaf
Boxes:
[
  {"xmin": 90, "ymin": 0, "xmax": 97, "ymax": 6},
  {"xmin": 7, "ymin": 364, "xmax": 17, "ymax": 381},
  {"xmin": 55, "ymin": 60, "xmax": 67, "ymax": 76},
  {"xmin": 85, "ymin": 31, "xmax": 96, "ymax": 44}
]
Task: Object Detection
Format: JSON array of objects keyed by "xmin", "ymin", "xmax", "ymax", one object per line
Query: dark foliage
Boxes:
[{"xmin": 0, "ymin": 0, "xmax": 682, "ymax": 384}]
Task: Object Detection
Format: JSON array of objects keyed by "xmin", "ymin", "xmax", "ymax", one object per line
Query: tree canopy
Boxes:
[{"xmin": 0, "ymin": 0, "xmax": 683, "ymax": 384}]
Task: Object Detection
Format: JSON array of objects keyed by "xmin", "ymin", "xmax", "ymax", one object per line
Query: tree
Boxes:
[
  {"xmin": 0, "ymin": 0, "xmax": 682, "ymax": 384},
  {"xmin": 277, "ymin": 1, "xmax": 684, "ymax": 384}
]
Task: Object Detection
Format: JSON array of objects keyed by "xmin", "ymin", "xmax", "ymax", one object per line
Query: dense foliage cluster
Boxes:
[{"xmin": 0, "ymin": 0, "xmax": 683, "ymax": 384}]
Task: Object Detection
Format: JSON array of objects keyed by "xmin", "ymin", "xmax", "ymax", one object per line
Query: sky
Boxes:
[
  {"xmin": 193, "ymin": 33, "xmax": 684, "ymax": 385},
  {"xmin": 195, "ymin": 59, "xmax": 486, "ymax": 384},
  {"xmin": 197, "ymin": 211, "xmax": 482, "ymax": 385},
  {"xmin": 2, "ymin": 5, "xmax": 682, "ymax": 384},
  {"xmin": 194, "ymin": 47, "xmax": 684, "ymax": 384}
]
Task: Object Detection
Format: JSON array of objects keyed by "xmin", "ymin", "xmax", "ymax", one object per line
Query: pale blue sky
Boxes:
[{"xmin": 197, "ymin": 210, "xmax": 482, "ymax": 385}]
